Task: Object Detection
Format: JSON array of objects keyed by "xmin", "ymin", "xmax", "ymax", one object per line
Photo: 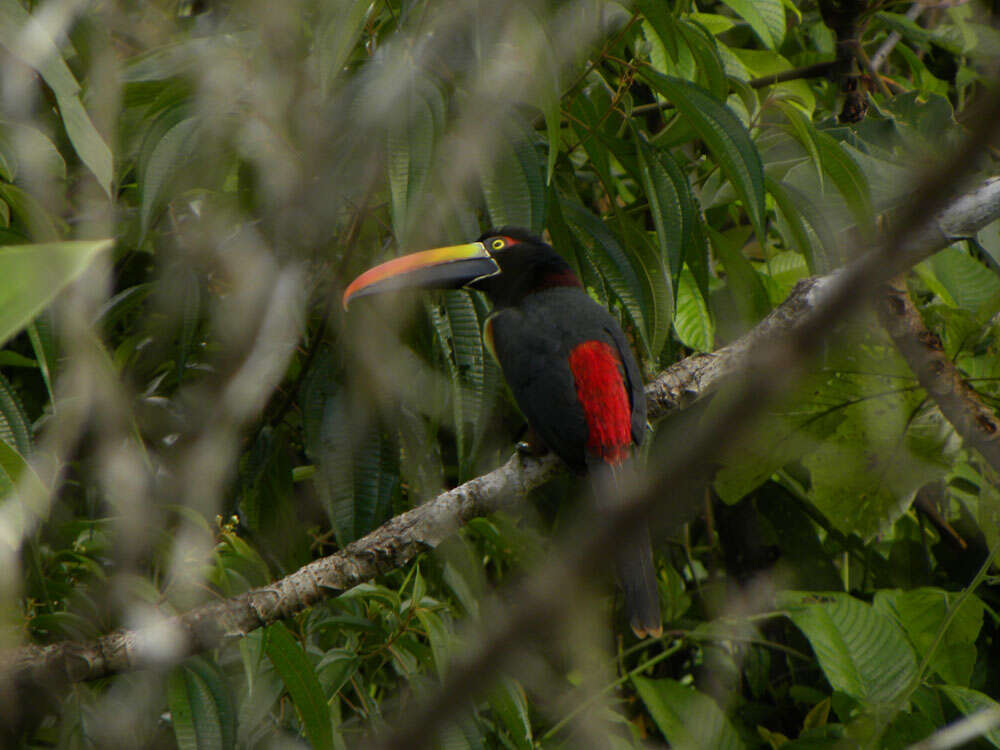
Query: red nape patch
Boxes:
[
  {"xmin": 568, "ymin": 341, "xmax": 631, "ymax": 464},
  {"xmin": 538, "ymin": 269, "xmax": 583, "ymax": 289}
]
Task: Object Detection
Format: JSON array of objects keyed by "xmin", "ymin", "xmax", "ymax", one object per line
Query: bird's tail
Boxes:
[{"xmin": 588, "ymin": 460, "xmax": 662, "ymax": 639}]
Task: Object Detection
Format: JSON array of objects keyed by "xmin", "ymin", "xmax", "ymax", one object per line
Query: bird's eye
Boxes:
[{"xmin": 491, "ymin": 238, "xmax": 505, "ymax": 250}]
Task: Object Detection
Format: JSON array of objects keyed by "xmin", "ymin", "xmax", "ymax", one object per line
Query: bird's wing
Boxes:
[
  {"xmin": 603, "ymin": 323, "xmax": 647, "ymax": 447},
  {"xmin": 486, "ymin": 307, "xmax": 589, "ymax": 471}
]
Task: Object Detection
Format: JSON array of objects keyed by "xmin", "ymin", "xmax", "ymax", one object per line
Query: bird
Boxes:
[{"xmin": 343, "ymin": 227, "xmax": 661, "ymax": 638}]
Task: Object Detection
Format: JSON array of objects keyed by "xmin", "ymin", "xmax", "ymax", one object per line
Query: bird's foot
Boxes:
[{"xmin": 515, "ymin": 427, "xmax": 549, "ymax": 459}]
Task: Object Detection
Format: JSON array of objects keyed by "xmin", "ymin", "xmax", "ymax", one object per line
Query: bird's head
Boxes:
[{"xmin": 342, "ymin": 227, "xmax": 579, "ymax": 310}]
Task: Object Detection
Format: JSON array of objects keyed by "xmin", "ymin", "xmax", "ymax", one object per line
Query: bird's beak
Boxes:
[{"xmin": 342, "ymin": 242, "xmax": 500, "ymax": 309}]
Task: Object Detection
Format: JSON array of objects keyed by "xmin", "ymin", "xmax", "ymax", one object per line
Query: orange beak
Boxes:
[{"xmin": 342, "ymin": 242, "xmax": 500, "ymax": 309}]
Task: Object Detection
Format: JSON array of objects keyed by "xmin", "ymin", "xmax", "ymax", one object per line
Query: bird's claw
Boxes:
[{"xmin": 515, "ymin": 439, "xmax": 548, "ymax": 459}]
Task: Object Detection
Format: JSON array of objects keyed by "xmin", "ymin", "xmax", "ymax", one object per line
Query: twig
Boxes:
[{"xmin": 871, "ymin": 2, "xmax": 924, "ymax": 72}]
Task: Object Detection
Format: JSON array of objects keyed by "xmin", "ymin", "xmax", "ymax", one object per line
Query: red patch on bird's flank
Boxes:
[{"xmin": 568, "ymin": 341, "xmax": 631, "ymax": 464}]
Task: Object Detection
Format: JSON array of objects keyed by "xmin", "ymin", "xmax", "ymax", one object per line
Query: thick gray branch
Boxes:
[{"xmin": 2, "ymin": 176, "xmax": 999, "ymax": 690}]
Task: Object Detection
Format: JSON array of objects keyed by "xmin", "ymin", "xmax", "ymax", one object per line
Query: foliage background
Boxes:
[{"xmin": 0, "ymin": 0, "xmax": 999, "ymax": 746}]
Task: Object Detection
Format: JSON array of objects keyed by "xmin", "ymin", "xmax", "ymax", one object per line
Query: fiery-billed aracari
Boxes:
[{"xmin": 343, "ymin": 227, "xmax": 662, "ymax": 638}]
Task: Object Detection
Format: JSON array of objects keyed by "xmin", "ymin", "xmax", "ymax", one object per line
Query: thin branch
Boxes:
[
  {"xmin": 2, "ymin": 174, "xmax": 997, "ymax": 694},
  {"xmin": 748, "ymin": 61, "xmax": 837, "ymax": 90},
  {"xmin": 630, "ymin": 61, "xmax": 836, "ymax": 116},
  {"xmin": 878, "ymin": 275, "xmax": 1000, "ymax": 476},
  {"xmin": 853, "ymin": 38, "xmax": 894, "ymax": 98},
  {"xmin": 871, "ymin": 2, "xmax": 924, "ymax": 72},
  {"xmin": 560, "ymin": 12, "xmax": 641, "ymax": 108}
]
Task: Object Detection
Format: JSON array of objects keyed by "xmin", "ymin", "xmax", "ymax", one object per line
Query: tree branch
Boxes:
[
  {"xmin": 871, "ymin": 2, "xmax": 924, "ymax": 73},
  {"xmin": 878, "ymin": 276, "xmax": 1000, "ymax": 475},
  {"xmin": 1, "ymin": 175, "xmax": 999, "ymax": 696}
]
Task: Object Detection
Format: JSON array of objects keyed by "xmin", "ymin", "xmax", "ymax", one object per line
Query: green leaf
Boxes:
[
  {"xmin": 167, "ymin": 668, "xmax": 199, "ymax": 750},
  {"xmin": 97, "ymin": 282, "xmax": 155, "ymax": 331},
  {"xmin": 640, "ymin": 72, "xmax": 766, "ymax": 244},
  {"xmin": 191, "ymin": 656, "xmax": 237, "ymax": 749},
  {"xmin": 311, "ymin": 0, "xmax": 372, "ymax": 97},
  {"xmin": 638, "ymin": 0, "xmax": 680, "ymax": 63},
  {"xmin": 0, "ymin": 240, "xmax": 111, "ymax": 349},
  {"xmin": 0, "ymin": 121, "xmax": 66, "ymax": 183},
  {"xmin": 767, "ymin": 177, "xmax": 820, "ymax": 273},
  {"xmin": 708, "ymin": 227, "xmax": 772, "ymax": 326},
  {"xmin": 264, "ymin": 622, "xmax": 334, "ymax": 750},
  {"xmin": 673, "ymin": 266, "xmax": 714, "ymax": 352},
  {"xmin": 688, "ymin": 12, "xmax": 737, "ymax": 36},
  {"xmin": 387, "ymin": 76, "xmax": 446, "ymax": 243},
  {"xmin": 0, "ymin": 372, "xmax": 31, "ymax": 457},
  {"xmin": 568, "ymin": 88, "xmax": 616, "ymax": 191},
  {"xmin": 140, "ymin": 117, "xmax": 201, "ymax": 239},
  {"xmin": 0, "ymin": 0, "xmax": 112, "ymax": 195},
  {"xmin": 633, "ymin": 676, "xmax": 744, "ymax": 749},
  {"xmin": 676, "ymin": 18, "xmax": 729, "ymax": 99},
  {"xmin": 167, "ymin": 658, "xmax": 235, "ymax": 750},
  {"xmin": 0, "ymin": 437, "xmax": 45, "ymax": 510},
  {"xmin": 779, "ymin": 591, "xmax": 918, "ymax": 706},
  {"xmin": 482, "ymin": 117, "xmax": 546, "ymax": 232},
  {"xmin": 874, "ymin": 588, "xmax": 984, "ymax": 686},
  {"xmin": 558, "ymin": 197, "xmax": 649, "ymax": 355},
  {"xmin": 352, "ymin": 429, "xmax": 398, "ymax": 537},
  {"xmin": 0, "ymin": 351, "xmax": 36, "ymax": 368},
  {"xmin": 774, "ymin": 101, "xmax": 823, "ymax": 190},
  {"xmin": 922, "ymin": 245, "xmax": 1000, "ymax": 312},
  {"xmin": 615, "ymin": 215, "xmax": 673, "ymax": 358},
  {"xmin": 414, "ymin": 607, "xmax": 452, "ymax": 677},
  {"xmin": 813, "ymin": 130, "xmax": 874, "ymax": 232},
  {"xmin": 311, "ymin": 392, "xmax": 356, "ymax": 546},
  {"xmin": 635, "ymin": 132, "xmax": 695, "ymax": 286},
  {"xmin": 803, "ymin": 382, "xmax": 954, "ymax": 540},
  {"xmin": 427, "ymin": 290, "xmax": 488, "ymax": 479},
  {"xmin": 469, "ymin": 293, "xmax": 504, "ymax": 461},
  {"xmin": 0, "ymin": 183, "xmax": 61, "ymax": 240},
  {"xmin": 521, "ymin": 15, "xmax": 562, "ymax": 185},
  {"xmin": 439, "ymin": 534, "xmax": 485, "ymax": 619},
  {"xmin": 717, "ymin": 0, "xmax": 786, "ymax": 49},
  {"xmin": 939, "ymin": 686, "xmax": 1000, "ymax": 749},
  {"xmin": 488, "ymin": 677, "xmax": 533, "ymax": 750},
  {"xmin": 27, "ymin": 315, "xmax": 56, "ymax": 407},
  {"xmin": 895, "ymin": 44, "xmax": 951, "ymax": 99},
  {"xmin": 734, "ymin": 49, "xmax": 815, "ymax": 112}
]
